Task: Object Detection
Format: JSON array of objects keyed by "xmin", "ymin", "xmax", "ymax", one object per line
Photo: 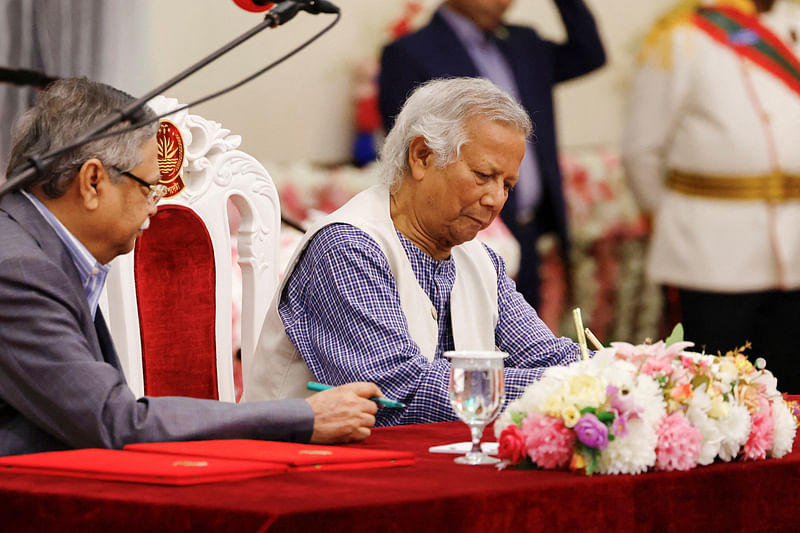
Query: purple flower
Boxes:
[{"xmin": 574, "ymin": 413, "xmax": 609, "ymax": 450}]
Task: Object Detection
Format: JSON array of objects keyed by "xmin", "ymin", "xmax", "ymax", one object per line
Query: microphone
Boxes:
[
  {"xmin": 0, "ymin": 67, "xmax": 58, "ymax": 89},
  {"xmin": 234, "ymin": 0, "xmax": 339, "ymax": 15},
  {"xmin": 294, "ymin": 0, "xmax": 339, "ymax": 15},
  {"xmin": 233, "ymin": 0, "xmax": 275, "ymax": 12}
]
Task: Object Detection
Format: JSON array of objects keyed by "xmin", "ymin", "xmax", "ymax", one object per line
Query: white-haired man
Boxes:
[{"xmin": 245, "ymin": 77, "xmax": 581, "ymax": 426}]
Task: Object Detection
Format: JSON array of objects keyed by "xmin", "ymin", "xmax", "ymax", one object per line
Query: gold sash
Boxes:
[{"xmin": 667, "ymin": 170, "xmax": 800, "ymax": 201}]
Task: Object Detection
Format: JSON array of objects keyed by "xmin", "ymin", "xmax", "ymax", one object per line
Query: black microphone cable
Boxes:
[
  {"xmin": 43, "ymin": 9, "xmax": 340, "ymax": 150},
  {"xmin": 1, "ymin": 2, "xmax": 340, "ymax": 197},
  {"xmin": 111, "ymin": 8, "xmax": 341, "ymax": 140}
]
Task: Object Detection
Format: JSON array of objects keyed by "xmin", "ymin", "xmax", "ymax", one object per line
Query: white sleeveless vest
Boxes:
[{"xmin": 242, "ymin": 185, "xmax": 499, "ymax": 402}]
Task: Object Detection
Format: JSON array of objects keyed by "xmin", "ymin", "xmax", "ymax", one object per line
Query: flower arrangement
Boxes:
[{"xmin": 494, "ymin": 326, "xmax": 798, "ymax": 475}]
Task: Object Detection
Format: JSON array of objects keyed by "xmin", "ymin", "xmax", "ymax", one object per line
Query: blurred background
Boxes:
[
  {"xmin": 0, "ymin": 0, "xmax": 685, "ymax": 345},
  {"xmin": 1, "ymin": 0, "xmax": 677, "ymax": 168}
]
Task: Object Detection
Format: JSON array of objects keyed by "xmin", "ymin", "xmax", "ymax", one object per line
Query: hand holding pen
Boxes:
[{"xmin": 307, "ymin": 381, "xmax": 406, "ymax": 408}]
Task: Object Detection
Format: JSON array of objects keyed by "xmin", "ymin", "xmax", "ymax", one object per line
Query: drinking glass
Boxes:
[{"xmin": 445, "ymin": 350, "xmax": 507, "ymax": 465}]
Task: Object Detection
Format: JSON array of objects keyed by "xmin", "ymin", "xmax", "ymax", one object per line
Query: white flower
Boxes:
[
  {"xmin": 493, "ymin": 336, "xmax": 792, "ymax": 474},
  {"xmin": 494, "ymin": 396, "xmax": 526, "ymax": 438},
  {"xmin": 561, "ymin": 375, "xmax": 606, "ymax": 409},
  {"xmin": 717, "ymin": 404, "xmax": 751, "ymax": 462},
  {"xmin": 715, "ymin": 358, "xmax": 738, "ymax": 389},
  {"xmin": 707, "ymin": 394, "xmax": 729, "ymax": 420},
  {"xmin": 597, "ymin": 418, "xmax": 657, "ymax": 474},
  {"xmin": 686, "ymin": 387, "xmax": 723, "ymax": 465},
  {"xmin": 598, "ymin": 360, "xmax": 639, "ymax": 389},
  {"xmin": 493, "ymin": 408, "xmax": 515, "ymax": 438},
  {"xmin": 769, "ymin": 398, "xmax": 797, "ymax": 459},
  {"xmin": 597, "ymin": 372, "xmax": 664, "ymax": 474},
  {"xmin": 631, "ymin": 374, "xmax": 665, "ymax": 427},
  {"xmin": 752, "ymin": 369, "xmax": 779, "ymax": 398},
  {"xmin": 519, "ymin": 375, "xmax": 564, "ymax": 414}
]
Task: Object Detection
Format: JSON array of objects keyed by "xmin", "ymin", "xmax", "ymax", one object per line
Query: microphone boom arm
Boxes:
[{"xmin": 0, "ymin": 1, "xmax": 320, "ymax": 199}]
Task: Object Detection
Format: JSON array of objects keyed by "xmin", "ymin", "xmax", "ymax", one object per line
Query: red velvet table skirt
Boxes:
[{"xmin": 1, "ymin": 416, "xmax": 798, "ymax": 532}]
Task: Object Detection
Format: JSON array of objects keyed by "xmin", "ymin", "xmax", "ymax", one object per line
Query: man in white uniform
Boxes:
[{"xmin": 622, "ymin": 0, "xmax": 800, "ymax": 392}]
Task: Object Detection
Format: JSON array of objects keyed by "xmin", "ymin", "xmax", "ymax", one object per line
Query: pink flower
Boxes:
[
  {"xmin": 655, "ymin": 412, "xmax": 702, "ymax": 471},
  {"xmin": 612, "ymin": 413, "xmax": 629, "ymax": 437},
  {"xmin": 609, "ymin": 341, "xmax": 637, "ymax": 357},
  {"xmin": 641, "ymin": 355, "xmax": 674, "ymax": 378},
  {"xmin": 497, "ymin": 425, "xmax": 527, "ymax": 465},
  {"xmin": 669, "ymin": 383, "xmax": 693, "ymax": 403},
  {"xmin": 663, "ymin": 341, "xmax": 695, "ymax": 357},
  {"xmin": 609, "ymin": 386, "xmax": 642, "ymax": 419},
  {"xmin": 521, "ymin": 413, "xmax": 576, "ymax": 469},
  {"xmin": 743, "ymin": 397, "xmax": 775, "ymax": 460},
  {"xmin": 612, "ymin": 340, "xmax": 694, "ymax": 364}
]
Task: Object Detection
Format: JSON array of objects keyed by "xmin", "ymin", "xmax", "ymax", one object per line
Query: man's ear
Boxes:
[
  {"xmin": 407, "ymin": 136, "xmax": 433, "ymax": 182},
  {"xmin": 76, "ymin": 158, "xmax": 106, "ymax": 210}
]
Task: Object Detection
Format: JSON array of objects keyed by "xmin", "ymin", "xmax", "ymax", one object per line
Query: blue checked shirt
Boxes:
[
  {"xmin": 22, "ymin": 191, "xmax": 109, "ymax": 319},
  {"xmin": 279, "ymin": 224, "xmax": 581, "ymax": 426}
]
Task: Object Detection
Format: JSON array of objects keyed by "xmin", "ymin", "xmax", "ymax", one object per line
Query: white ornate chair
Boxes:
[{"xmin": 100, "ymin": 96, "xmax": 281, "ymax": 402}]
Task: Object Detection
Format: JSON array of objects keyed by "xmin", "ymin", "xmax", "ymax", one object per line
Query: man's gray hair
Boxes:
[
  {"xmin": 379, "ymin": 77, "xmax": 532, "ymax": 189},
  {"xmin": 6, "ymin": 77, "xmax": 159, "ymax": 198}
]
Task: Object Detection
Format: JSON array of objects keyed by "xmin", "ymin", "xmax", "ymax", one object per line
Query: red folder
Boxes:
[
  {"xmin": 0, "ymin": 448, "xmax": 288, "ymax": 485},
  {"xmin": 125, "ymin": 439, "xmax": 416, "ymax": 471}
]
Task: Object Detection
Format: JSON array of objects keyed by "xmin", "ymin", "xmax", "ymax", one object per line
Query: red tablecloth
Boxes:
[{"xmin": 0, "ymin": 418, "xmax": 798, "ymax": 533}]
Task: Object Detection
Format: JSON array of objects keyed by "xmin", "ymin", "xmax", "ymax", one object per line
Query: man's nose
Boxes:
[{"xmin": 482, "ymin": 179, "xmax": 507, "ymax": 208}]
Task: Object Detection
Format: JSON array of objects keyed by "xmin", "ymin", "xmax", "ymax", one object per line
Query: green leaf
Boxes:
[
  {"xmin": 511, "ymin": 411, "xmax": 526, "ymax": 427},
  {"xmin": 665, "ymin": 323, "xmax": 684, "ymax": 346},
  {"xmin": 596, "ymin": 411, "xmax": 614, "ymax": 424},
  {"xmin": 515, "ymin": 458, "xmax": 539, "ymax": 470},
  {"xmin": 585, "ymin": 448, "xmax": 599, "ymax": 476},
  {"xmin": 579, "ymin": 406, "xmax": 597, "ymax": 415}
]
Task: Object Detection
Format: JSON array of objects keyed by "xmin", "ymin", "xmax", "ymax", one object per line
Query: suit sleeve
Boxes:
[
  {"xmin": 621, "ymin": 26, "xmax": 693, "ymax": 212},
  {"xmin": 551, "ymin": 0, "xmax": 606, "ymax": 82},
  {"xmin": 0, "ymin": 250, "xmax": 313, "ymax": 452}
]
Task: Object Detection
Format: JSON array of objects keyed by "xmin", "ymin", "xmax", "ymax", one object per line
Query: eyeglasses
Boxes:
[{"xmin": 112, "ymin": 166, "xmax": 168, "ymax": 203}]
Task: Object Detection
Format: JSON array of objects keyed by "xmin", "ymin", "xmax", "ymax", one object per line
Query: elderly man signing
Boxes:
[{"xmin": 244, "ymin": 77, "xmax": 581, "ymax": 426}]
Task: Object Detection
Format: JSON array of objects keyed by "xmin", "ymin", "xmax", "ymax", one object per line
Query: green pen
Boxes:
[{"xmin": 306, "ymin": 381, "xmax": 406, "ymax": 409}]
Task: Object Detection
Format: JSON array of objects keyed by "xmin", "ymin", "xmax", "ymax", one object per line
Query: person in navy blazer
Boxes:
[
  {"xmin": 379, "ymin": 0, "xmax": 605, "ymax": 308},
  {"xmin": 0, "ymin": 78, "xmax": 381, "ymax": 456}
]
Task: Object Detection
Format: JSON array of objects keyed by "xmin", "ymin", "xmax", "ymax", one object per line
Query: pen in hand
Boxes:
[{"xmin": 306, "ymin": 381, "xmax": 406, "ymax": 409}]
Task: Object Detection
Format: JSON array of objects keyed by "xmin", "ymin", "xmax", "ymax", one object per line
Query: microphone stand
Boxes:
[{"xmin": 0, "ymin": 1, "xmax": 303, "ymax": 200}]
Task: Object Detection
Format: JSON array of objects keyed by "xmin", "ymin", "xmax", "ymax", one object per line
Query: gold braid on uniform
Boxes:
[{"xmin": 637, "ymin": 0, "xmax": 758, "ymax": 69}]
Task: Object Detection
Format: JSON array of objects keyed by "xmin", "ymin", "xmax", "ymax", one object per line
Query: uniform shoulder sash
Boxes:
[{"xmin": 693, "ymin": 6, "xmax": 800, "ymax": 97}]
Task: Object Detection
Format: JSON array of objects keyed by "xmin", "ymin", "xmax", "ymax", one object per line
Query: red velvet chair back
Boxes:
[
  {"xmin": 134, "ymin": 206, "xmax": 218, "ymax": 399},
  {"xmin": 101, "ymin": 95, "xmax": 281, "ymax": 402}
]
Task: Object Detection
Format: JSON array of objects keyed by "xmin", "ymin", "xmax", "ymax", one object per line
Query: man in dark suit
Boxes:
[
  {"xmin": 379, "ymin": 0, "xmax": 605, "ymax": 308},
  {"xmin": 0, "ymin": 78, "xmax": 381, "ymax": 456}
]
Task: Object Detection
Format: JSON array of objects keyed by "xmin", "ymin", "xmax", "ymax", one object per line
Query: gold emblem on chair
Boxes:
[{"xmin": 157, "ymin": 120, "xmax": 185, "ymax": 198}]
